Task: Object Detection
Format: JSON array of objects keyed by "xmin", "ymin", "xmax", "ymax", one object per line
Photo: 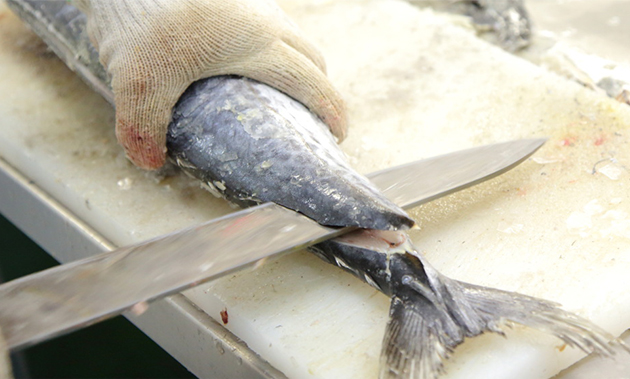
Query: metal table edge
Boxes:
[{"xmin": 0, "ymin": 155, "xmax": 286, "ymax": 379}]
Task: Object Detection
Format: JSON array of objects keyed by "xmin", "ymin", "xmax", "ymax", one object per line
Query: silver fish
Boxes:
[
  {"xmin": 167, "ymin": 75, "xmax": 623, "ymax": 378},
  {"xmin": 6, "ymin": 1, "xmax": 625, "ymax": 378}
]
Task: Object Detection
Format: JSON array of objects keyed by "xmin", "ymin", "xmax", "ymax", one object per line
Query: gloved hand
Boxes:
[{"xmin": 74, "ymin": 0, "xmax": 347, "ymax": 170}]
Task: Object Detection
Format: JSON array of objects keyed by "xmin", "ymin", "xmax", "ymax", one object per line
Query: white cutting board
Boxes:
[{"xmin": 1, "ymin": 1, "xmax": 630, "ymax": 378}]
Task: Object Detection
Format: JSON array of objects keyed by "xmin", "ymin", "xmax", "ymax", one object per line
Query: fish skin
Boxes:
[
  {"xmin": 314, "ymin": 231, "xmax": 626, "ymax": 379},
  {"xmin": 8, "ymin": 1, "xmax": 628, "ymax": 378},
  {"xmin": 166, "ymin": 75, "xmax": 627, "ymax": 378},
  {"xmin": 167, "ymin": 76, "xmax": 414, "ymax": 231}
]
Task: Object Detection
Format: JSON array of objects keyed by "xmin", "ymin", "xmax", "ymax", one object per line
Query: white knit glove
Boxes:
[{"xmin": 74, "ymin": 0, "xmax": 347, "ymax": 169}]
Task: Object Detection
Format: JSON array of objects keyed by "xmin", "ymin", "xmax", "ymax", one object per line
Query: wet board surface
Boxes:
[{"xmin": 1, "ymin": 0, "xmax": 630, "ymax": 378}]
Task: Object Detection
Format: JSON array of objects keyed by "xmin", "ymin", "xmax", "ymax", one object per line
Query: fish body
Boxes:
[
  {"xmin": 164, "ymin": 75, "xmax": 621, "ymax": 378},
  {"xmin": 6, "ymin": 1, "xmax": 625, "ymax": 378},
  {"xmin": 167, "ymin": 76, "xmax": 413, "ymax": 231}
]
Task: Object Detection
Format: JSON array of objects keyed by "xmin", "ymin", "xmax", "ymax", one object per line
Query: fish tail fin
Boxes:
[{"xmin": 380, "ymin": 251, "xmax": 627, "ymax": 379}]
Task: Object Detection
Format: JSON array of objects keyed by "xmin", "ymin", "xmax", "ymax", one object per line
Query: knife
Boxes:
[
  {"xmin": 3, "ymin": 0, "xmax": 546, "ymax": 351},
  {"xmin": 0, "ymin": 138, "xmax": 545, "ymax": 350}
]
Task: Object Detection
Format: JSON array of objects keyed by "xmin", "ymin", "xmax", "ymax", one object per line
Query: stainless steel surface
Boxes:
[
  {"xmin": 369, "ymin": 138, "xmax": 546, "ymax": 209},
  {"xmin": 0, "ymin": 157, "xmax": 111, "ymax": 264},
  {"xmin": 127, "ymin": 294, "xmax": 288, "ymax": 379},
  {"xmin": 0, "ymin": 156, "xmax": 285, "ymax": 378},
  {"xmin": 0, "ymin": 137, "xmax": 544, "ymax": 351},
  {"xmin": 1, "ymin": 0, "xmax": 548, "ymax": 374},
  {"xmin": 1, "ymin": 202, "xmax": 342, "ymax": 350}
]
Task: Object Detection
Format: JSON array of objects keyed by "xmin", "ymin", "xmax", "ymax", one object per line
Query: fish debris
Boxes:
[
  {"xmin": 7, "ymin": 1, "xmax": 626, "ymax": 378},
  {"xmin": 414, "ymin": 0, "xmax": 532, "ymax": 51}
]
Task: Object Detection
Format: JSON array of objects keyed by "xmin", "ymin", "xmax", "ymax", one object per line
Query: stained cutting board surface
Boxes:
[{"xmin": 1, "ymin": 1, "xmax": 630, "ymax": 378}]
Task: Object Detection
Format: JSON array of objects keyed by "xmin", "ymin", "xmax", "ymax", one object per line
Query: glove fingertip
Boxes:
[
  {"xmin": 127, "ymin": 147, "xmax": 167, "ymax": 170},
  {"xmin": 314, "ymin": 96, "xmax": 348, "ymax": 142},
  {"xmin": 116, "ymin": 119, "xmax": 167, "ymax": 170}
]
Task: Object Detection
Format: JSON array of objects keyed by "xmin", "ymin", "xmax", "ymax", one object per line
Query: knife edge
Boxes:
[{"xmin": 0, "ymin": 137, "xmax": 545, "ymax": 350}]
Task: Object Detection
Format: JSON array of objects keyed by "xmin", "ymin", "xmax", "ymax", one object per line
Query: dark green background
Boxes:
[{"xmin": 0, "ymin": 213, "xmax": 196, "ymax": 378}]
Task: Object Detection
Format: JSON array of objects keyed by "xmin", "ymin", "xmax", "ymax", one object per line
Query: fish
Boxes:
[
  {"xmin": 462, "ymin": 0, "xmax": 532, "ymax": 51},
  {"xmin": 167, "ymin": 75, "xmax": 625, "ymax": 378},
  {"xmin": 412, "ymin": 0, "xmax": 532, "ymax": 51},
  {"xmin": 6, "ymin": 1, "xmax": 626, "ymax": 378}
]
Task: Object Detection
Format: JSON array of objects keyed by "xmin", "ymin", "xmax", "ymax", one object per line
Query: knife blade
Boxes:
[{"xmin": 0, "ymin": 138, "xmax": 545, "ymax": 350}]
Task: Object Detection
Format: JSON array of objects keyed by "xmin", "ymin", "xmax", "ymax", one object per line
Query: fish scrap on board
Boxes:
[{"xmin": 5, "ymin": 1, "xmax": 627, "ymax": 378}]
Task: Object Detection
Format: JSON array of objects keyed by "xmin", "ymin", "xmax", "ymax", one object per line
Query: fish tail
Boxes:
[{"xmin": 381, "ymin": 249, "xmax": 627, "ymax": 379}]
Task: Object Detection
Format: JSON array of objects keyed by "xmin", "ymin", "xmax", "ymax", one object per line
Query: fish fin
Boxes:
[
  {"xmin": 450, "ymin": 279, "xmax": 624, "ymax": 356},
  {"xmin": 380, "ymin": 252, "xmax": 628, "ymax": 379},
  {"xmin": 380, "ymin": 295, "xmax": 453, "ymax": 379}
]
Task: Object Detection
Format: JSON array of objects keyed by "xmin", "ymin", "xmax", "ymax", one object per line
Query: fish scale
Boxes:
[
  {"xmin": 167, "ymin": 75, "xmax": 414, "ymax": 230},
  {"xmin": 5, "ymin": 1, "xmax": 627, "ymax": 378}
]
